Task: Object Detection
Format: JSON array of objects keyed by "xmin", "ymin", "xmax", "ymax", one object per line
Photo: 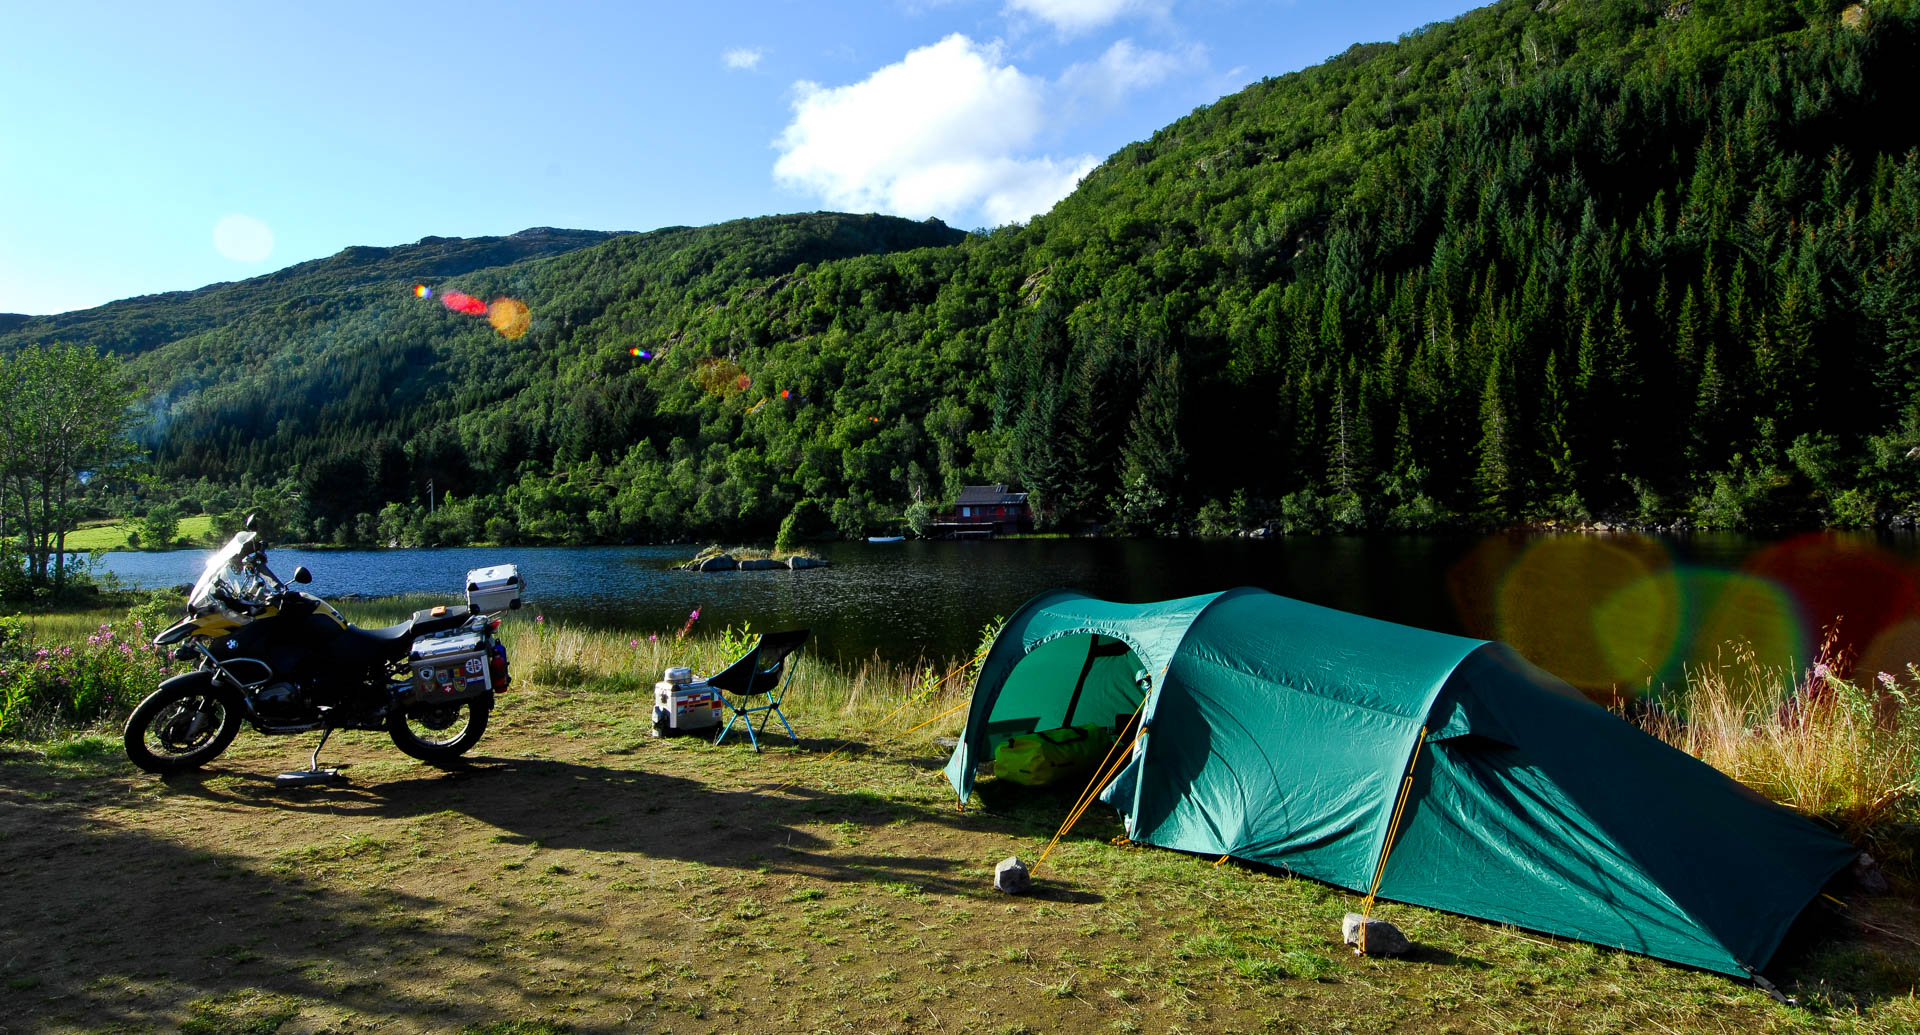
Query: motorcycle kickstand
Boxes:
[{"xmin": 275, "ymin": 708, "xmax": 345, "ymax": 788}]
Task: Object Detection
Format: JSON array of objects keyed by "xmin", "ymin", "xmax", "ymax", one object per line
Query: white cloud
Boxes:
[
  {"xmin": 1058, "ymin": 39, "xmax": 1197, "ymax": 109},
  {"xmin": 723, "ymin": 47, "xmax": 765, "ymax": 70},
  {"xmin": 1003, "ymin": 0, "xmax": 1165, "ymax": 35},
  {"xmin": 773, "ymin": 34, "xmax": 1098, "ymax": 226}
]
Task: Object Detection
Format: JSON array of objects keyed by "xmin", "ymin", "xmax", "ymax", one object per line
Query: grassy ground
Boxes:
[
  {"xmin": 62, "ymin": 514, "xmax": 217, "ymax": 552},
  {"xmin": 1, "ymin": 610, "xmax": 1916, "ymax": 1033}
]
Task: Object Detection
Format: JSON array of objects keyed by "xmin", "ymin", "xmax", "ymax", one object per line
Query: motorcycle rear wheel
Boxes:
[
  {"xmin": 124, "ymin": 676, "xmax": 243, "ymax": 774},
  {"xmin": 388, "ymin": 694, "xmax": 491, "ymax": 766}
]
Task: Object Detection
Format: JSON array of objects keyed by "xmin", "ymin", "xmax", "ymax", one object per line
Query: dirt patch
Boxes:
[{"xmin": 1, "ymin": 690, "xmax": 1915, "ymax": 1034}]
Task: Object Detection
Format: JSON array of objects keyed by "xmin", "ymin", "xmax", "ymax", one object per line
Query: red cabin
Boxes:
[{"xmin": 931, "ymin": 485, "xmax": 1031, "ymax": 537}]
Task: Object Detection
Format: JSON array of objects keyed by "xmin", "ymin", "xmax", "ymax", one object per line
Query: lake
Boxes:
[{"xmin": 90, "ymin": 532, "xmax": 1920, "ymax": 694}]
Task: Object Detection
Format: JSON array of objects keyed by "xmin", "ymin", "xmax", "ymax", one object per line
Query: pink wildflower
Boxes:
[
  {"xmin": 690, "ymin": 609, "xmax": 700, "ymax": 621},
  {"xmin": 649, "ymin": 633, "xmax": 658, "ymax": 642},
  {"xmin": 629, "ymin": 638, "xmax": 638, "ymax": 649},
  {"xmin": 1814, "ymin": 662, "xmax": 1832, "ymax": 680},
  {"xmin": 1879, "ymin": 671, "xmax": 1897, "ymax": 688},
  {"xmin": 536, "ymin": 614, "xmax": 545, "ymax": 624}
]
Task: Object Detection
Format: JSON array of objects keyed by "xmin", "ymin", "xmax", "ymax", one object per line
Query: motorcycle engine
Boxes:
[{"xmin": 253, "ymin": 681, "xmax": 318, "ymax": 723}]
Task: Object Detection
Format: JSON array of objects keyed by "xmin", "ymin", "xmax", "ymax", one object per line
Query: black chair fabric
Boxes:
[
  {"xmin": 708, "ymin": 628, "xmax": 810, "ymax": 696},
  {"xmin": 710, "ymin": 628, "xmax": 809, "ymax": 751}
]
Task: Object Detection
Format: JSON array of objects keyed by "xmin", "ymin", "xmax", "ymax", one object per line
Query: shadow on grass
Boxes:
[
  {"xmin": 158, "ymin": 754, "xmax": 1086, "ymax": 900},
  {"xmin": 0, "ymin": 767, "xmax": 610, "ymax": 1032}
]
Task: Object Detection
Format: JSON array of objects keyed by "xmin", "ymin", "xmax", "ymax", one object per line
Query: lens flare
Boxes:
[
  {"xmin": 1455, "ymin": 533, "xmax": 1837, "ymax": 701},
  {"xmin": 1687, "ymin": 570, "xmax": 1810, "ymax": 677},
  {"xmin": 413, "ymin": 284, "xmax": 432, "ymax": 299},
  {"xmin": 630, "ymin": 347, "xmax": 653, "ymax": 359},
  {"xmin": 1741, "ymin": 532, "xmax": 1920, "ymax": 675},
  {"xmin": 1861, "ymin": 619, "xmax": 1920, "ymax": 682},
  {"xmin": 780, "ymin": 389, "xmax": 791, "ymax": 399},
  {"xmin": 440, "ymin": 290, "xmax": 487, "ymax": 316},
  {"xmin": 487, "ymin": 297, "xmax": 532, "ymax": 339},
  {"xmin": 1493, "ymin": 535, "xmax": 1676, "ymax": 692}
]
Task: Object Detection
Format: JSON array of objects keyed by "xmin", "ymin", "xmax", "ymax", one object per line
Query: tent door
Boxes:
[{"xmin": 1062, "ymin": 637, "xmax": 1132, "ymax": 728}]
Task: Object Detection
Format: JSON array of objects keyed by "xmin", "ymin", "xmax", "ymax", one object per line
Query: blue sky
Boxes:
[{"xmin": 1, "ymin": 0, "xmax": 1476, "ymax": 315}]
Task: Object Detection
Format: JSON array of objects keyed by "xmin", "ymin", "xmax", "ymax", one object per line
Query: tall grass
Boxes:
[
  {"xmin": 1632, "ymin": 630, "xmax": 1920, "ymax": 867},
  {"xmin": 497, "ymin": 611, "xmax": 991, "ymax": 737}
]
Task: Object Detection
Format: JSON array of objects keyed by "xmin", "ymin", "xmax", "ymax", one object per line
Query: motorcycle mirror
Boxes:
[
  {"xmin": 244, "ymin": 512, "xmax": 258, "ymax": 531},
  {"xmin": 292, "ymin": 566, "xmax": 313, "ymax": 584}
]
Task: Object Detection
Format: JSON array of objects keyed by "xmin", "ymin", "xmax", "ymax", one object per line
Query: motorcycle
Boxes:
[{"xmin": 123, "ymin": 517, "xmax": 517, "ymax": 777}]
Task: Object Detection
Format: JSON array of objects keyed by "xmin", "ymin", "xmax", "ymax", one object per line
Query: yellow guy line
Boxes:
[
  {"xmin": 1357, "ymin": 725, "xmax": 1427, "ymax": 954},
  {"xmin": 1036, "ymin": 696, "xmax": 1147, "ymax": 865},
  {"xmin": 1033, "ymin": 697, "xmax": 1149, "ymax": 874}
]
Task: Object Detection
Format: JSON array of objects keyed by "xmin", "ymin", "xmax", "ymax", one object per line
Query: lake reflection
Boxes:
[{"xmin": 91, "ymin": 532, "xmax": 1920, "ymax": 693}]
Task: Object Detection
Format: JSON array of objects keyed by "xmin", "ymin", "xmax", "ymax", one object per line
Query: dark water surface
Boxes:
[{"xmin": 92, "ymin": 533, "xmax": 1920, "ymax": 687}]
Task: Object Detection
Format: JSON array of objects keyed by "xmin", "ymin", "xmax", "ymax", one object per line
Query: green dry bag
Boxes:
[{"xmin": 992, "ymin": 724, "xmax": 1114, "ymax": 787}]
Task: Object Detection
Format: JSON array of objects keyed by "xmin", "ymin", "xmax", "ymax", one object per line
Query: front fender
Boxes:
[
  {"xmin": 153, "ymin": 619, "xmax": 196, "ymax": 645},
  {"xmin": 156, "ymin": 669, "xmax": 242, "ymax": 705}
]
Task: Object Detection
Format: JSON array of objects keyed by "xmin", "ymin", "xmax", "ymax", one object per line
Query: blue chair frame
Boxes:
[{"xmin": 709, "ymin": 628, "xmax": 809, "ymax": 751}]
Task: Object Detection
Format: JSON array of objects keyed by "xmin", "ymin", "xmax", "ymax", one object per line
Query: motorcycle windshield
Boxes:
[{"xmin": 188, "ymin": 531, "xmax": 268, "ymax": 618}]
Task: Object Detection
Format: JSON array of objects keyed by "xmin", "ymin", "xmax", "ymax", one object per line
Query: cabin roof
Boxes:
[{"xmin": 953, "ymin": 484, "xmax": 1028, "ymax": 506}]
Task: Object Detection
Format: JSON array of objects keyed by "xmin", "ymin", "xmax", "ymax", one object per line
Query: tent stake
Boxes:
[{"xmin": 1743, "ymin": 966, "xmax": 1796, "ymax": 1006}]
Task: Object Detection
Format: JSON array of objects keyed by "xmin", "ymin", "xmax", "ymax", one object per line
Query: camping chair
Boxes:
[{"xmin": 710, "ymin": 628, "xmax": 810, "ymax": 751}]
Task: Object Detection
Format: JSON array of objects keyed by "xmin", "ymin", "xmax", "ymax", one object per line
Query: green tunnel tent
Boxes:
[{"xmin": 943, "ymin": 587, "xmax": 1856, "ymax": 978}]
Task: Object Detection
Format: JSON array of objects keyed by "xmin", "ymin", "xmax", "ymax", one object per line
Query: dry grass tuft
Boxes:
[{"xmin": 1632, "ymin": 627, "xmax": 1920, "ymax": 871}]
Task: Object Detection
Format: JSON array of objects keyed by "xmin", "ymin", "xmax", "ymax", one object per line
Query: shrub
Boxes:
[
  {"xmin": 0, "ymin": 613, "xmax": 175, "ymax": 740},
  {"xmin": 776, "ymin": 499, "xmax": 823, "ymax": 551}
]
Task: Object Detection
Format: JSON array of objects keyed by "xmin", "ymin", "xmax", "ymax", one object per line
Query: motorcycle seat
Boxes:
[
  {"xmin": 333, "ymin": 606, "xmax": 475, "ymax": 668},
  {"xmin": 410, "ymin": 605, "xmax": 473, "ymax": 637},
  {"xmin": 356, "ymin": 621, "xmax": 417, "ymax": 643}
]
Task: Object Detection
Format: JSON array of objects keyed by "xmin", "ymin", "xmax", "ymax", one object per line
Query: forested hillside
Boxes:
[{"xmin": 7, "ymin": 0, "xmax": 1920, "ymax": 544}]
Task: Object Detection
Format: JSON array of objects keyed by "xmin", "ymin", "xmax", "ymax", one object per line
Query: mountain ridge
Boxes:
[{"xmin": 8, "ymin": 0, "xmax": 1919, "ymax": 543}]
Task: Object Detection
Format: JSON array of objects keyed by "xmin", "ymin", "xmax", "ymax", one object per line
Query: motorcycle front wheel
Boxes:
[
  {"xmin": 124, "ymin": 676, "xmax": 243, "ymax": 774},
  {"xmin": 388, "ymin": 693, "xmax": 491, "ymax": 766}
]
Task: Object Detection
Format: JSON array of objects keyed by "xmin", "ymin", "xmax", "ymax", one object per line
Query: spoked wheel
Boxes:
[
  {"xmin": 388, "ymin": 694, "xmax": 491, "ymax": 767},
  {"xmin": 124, "ymin": 676, "xmax": 242, "ymax": 774}
]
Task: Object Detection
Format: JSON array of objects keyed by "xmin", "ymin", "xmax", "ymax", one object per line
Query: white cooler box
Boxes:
[
  {"xmin": 651, "ymin": 675, "xmax": 722, "ymax": 736},
  {"xmin": 466, "ymin": 564, "xmax": 524, "ymax": 612}
]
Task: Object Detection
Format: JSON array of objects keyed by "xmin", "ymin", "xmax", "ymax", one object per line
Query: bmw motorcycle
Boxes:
[{"xmin": 123, "ymin": 518, "xmax": 515, "ymax": 776}]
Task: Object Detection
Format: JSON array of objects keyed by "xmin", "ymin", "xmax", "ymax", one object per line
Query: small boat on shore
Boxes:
[{"xmin": 867, "ymin": 536, "xmax": 906, "ymax": 543}]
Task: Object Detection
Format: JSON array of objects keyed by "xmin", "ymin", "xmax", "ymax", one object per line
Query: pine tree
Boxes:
[
  {"xmin": 1324, "ymin": 363, "xmax": 1373, "ymax": 499},
  {"xmin": 1112, "ymin": 354, "xmax": 1188, "ymax": 534},
  {"xmin": 1474, "ymin": 355, "xmax": 1516, "ymax": 519}
]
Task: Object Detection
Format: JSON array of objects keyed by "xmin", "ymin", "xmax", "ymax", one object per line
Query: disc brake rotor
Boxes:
[
  {"xmin": 158, "ymin": 701, "xmax": 213, "ymax": 751},
  {"xmin": 414, "ymin": 705, "xmax": 461, "ymax": 732}
]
